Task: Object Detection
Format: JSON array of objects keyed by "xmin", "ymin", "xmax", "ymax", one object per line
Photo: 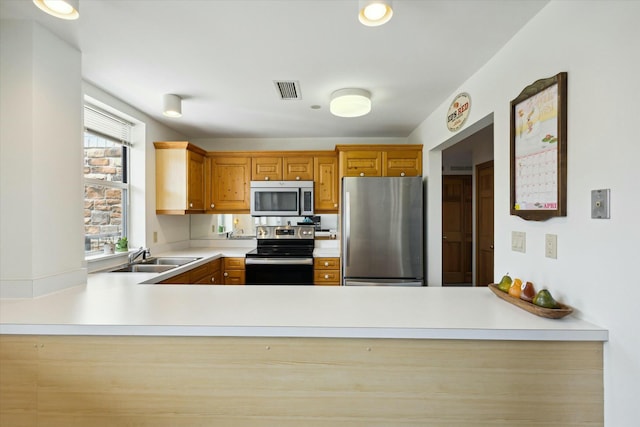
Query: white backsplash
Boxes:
[{"xmin": 190, "ymin": 214, "xmax": 338, "ymax": 240}]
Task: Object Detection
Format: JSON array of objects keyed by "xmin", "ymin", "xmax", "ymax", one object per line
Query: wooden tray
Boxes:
[{"xmin": 488, "ymin": 284, "xmax": 573, "ymax": 319}]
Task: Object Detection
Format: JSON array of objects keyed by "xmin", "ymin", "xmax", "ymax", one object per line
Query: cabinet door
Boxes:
[
  {"xmin": 189, "ymin": 263, "xmax": 211, "ymax": 284},
  {"xmin": 340, "ymin": 150, "xmax": 382, "ymax": 177},
  {"xmin": 187, "ymin": 150, "xmax": 205, "ymax": 210},
  {"xmin": 283, "ymin": 156, "xmax": 313, "ymax": 181},
  {"xmin": 383, "ymin": 150, "xmax": 422, "ymax": 177},
  {"xmin": 314, "ymin": 156, "xmax": 339, "ymax": 212},
  {"xmin": 223, "ymin": 257, "xmax": 245, "ymax": 285},
  {"xmin": 252, "ymin": 157, "xmax": 282, "ymax": 181},
  {"xmin": 159, "ymin": 271, "xmax": 190, "ymax": 284},
  {"xmin": 207, "ymin": 156, "xmax": 251, "ymax": 212},
  {"xmin": 193, "ymin": 259, "xmax": 223, "ymax": 285}
]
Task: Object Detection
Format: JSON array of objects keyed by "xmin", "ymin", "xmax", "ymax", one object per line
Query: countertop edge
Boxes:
[{"xmin": 0, "ymin": 324, "xmax": 609, "ymax": 341}]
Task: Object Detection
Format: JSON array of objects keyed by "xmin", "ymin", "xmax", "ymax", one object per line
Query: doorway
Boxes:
[
  {"xmin": 476, "ymin": 161, "xmax": 494, "ymax": 286},
  {"xmin": 439, "ymin": 122, "xmax": 494, "ymax": 286},
  {"xmin": 442, "ymin": 175, "xmax": 472, "ymax": 285}
]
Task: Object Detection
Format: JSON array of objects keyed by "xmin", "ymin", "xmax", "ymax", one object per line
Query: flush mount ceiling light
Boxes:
[
  {"xmin": 163, "ymin": 94, "xmax": 182, "ymax": 118},
  {"xmin": 32, "ymin": 0, "xmax": 79, "ymax": 20},
  {"xmin": 358, "ymin": 0, "xmax": 393, "ymax": 27},
  {"xmin": 330, "ymin": 88, "xmax": 372, "ymax": 118}
]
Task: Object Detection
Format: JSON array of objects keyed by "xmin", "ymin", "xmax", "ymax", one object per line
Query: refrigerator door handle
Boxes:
[{"xmin": 344, "ymin": 191, "xmax": 350, "ymax": 267}]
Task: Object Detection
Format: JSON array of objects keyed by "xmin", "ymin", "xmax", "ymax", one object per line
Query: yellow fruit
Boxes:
[{"xmin": 508, "ymin": 278, "xmax": 523, "ymax": 298}]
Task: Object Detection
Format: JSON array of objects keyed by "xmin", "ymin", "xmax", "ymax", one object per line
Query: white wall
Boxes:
[
  {"xmin": 1, "ymin": 21, "xmax": 85, "ymax": 297},
  {"xmin": 408, "ymin": 1, "xmax": 640, "ymax": 424}
]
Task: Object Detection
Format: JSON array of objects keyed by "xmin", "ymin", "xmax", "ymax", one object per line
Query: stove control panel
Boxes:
[{"xmin": 256, "ymin": 225, "xmax": 315, "ymax": 240}]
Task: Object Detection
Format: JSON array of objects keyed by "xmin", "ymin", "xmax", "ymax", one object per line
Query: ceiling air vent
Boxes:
[{"xmin": 274, "ymin": 80, "xmax": 301, "ymax": 100}]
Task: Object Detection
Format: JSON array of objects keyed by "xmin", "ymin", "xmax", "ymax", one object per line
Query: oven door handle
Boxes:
[{"xmin": 245, "ymin": 258, "xmax": 313, "ymax": 265}]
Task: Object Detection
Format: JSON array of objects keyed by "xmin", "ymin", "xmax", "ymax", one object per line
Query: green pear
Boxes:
[
  {"xmin": 533, "ymin": 289, "xmax": 560, "ymax": 309},
  {"xmin": 497, "ymin": 273, "xmax": 512, "ymax": 292}
]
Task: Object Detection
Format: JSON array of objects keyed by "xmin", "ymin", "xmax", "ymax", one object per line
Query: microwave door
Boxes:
[{"xmin": 251, "ymin": 187, "xmax": 300, "ymax": 216}]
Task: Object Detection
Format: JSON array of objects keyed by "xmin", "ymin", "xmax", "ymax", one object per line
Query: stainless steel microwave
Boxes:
[{"xmin": 250, "ymin": 181, "xmax": 314, "ymax": 216}]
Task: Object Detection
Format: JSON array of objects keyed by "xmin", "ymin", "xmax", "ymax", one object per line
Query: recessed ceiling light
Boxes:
[
  {"xmin": 330, "ymin": 88, "xmax": 371, "ymax": 118},
  {"xmin": 358, "ymin": 0, "xmax": 393, "ymax": 27},
  {"xmin": 32, "ymin": 0, "xmax": 79, "ymax": 20}
]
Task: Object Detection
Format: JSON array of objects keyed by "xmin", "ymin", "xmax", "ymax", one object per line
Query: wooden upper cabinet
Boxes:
[
  {"xmin": 187, "ymin": 151, "xmax": 205, "ymax": 209},
  {"xmin": 383, "ymin": 150, "xmax": 422, "ymax": 177},
  {"xmin": 252, "ymin": 155, "xmax": 313, "ymax": 181},
  {"xmin": 339, "ymin": 150, "xmax": 382, "ymax": 177},
  {"xmin": 314, "ymin": 155, "xmax": 339, "ymax": 212},
  {"xmin": 283, "ymin": 156, "xmax": 313, "ymax": 181},
  {"xmin": 337, "ymin": 145, "xmax": 423, "ymax": 178},
  {"xmin": 206, "ymin": 155, "xmax": 251, "ymax": 212},
  {"xmin": 154, "ymin": 141, "xmax": 206, "ymax": 214},
  {"xmin": 252, "ymin": 157, "xmax": 282, "ymax": 181}
]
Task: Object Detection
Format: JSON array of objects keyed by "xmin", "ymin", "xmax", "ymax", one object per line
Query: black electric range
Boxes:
[{"xmin": 245, "ymin": 225, "xmax": 315, "ymax": 285}]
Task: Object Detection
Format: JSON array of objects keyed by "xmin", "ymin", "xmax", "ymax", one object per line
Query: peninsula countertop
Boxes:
[{"xmin": 0, "ymin": 247, "xmax": 607, "ymax": 341}]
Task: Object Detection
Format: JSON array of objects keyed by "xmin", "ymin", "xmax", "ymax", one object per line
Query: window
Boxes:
[{"xmin": 83, "ymin": 105, "xmax": 132, "ymax": 255}]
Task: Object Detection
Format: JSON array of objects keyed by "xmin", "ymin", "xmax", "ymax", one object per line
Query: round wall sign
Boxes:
[{"xmin": 446, "ymin": 93, "xmax": 471, "ymax": 132}]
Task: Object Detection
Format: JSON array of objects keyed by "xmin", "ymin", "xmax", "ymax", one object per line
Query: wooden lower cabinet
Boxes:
[
  {"xmin": 192, "ymin": 258, "xmax": 222, "ymax": 285},
  {"xmin": 314, "ymin": 257, "xmax": 340, "ymax": 285},
  {"xmin": 0, "ymin": 335, "xmax": 604, "ymax": 427},
  {"xmin": 223, "ymin": 257, "xmax": 245, "ymax": 285},
  {"xmin": 159, "ymin": 259, "xmax": 223, "ymax": 285}
]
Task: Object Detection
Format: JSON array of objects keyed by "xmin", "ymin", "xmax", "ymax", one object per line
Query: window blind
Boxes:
[{"xmin": 84, "ymin": 104, "xmax": 133, "ymax": 146}]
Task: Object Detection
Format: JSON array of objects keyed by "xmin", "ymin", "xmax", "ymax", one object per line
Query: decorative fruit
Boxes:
[
  {"xmin": 497, "ymin": 273, "xmax": 513, "ymax": 292},
  {"xmin": 533, "ymin": 289, "xmax": 560, "ymax": 309},
  {"xmin": 508, "ymin": 278, "xmax": 523, "ymax": 298},
  {"xmin": 520, "ymin": 281, "xmax": 536, "ymax": 302}
]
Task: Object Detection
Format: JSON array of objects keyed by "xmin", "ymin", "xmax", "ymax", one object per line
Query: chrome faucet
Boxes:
[{"xmin": 128, "ymin": 247, "xmax": 150, "ymax": 263}]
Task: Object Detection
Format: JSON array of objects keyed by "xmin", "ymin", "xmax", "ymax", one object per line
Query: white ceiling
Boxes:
[{"xmin": 1, "ymin": 0, "xmax": 549, "ymax": 139}]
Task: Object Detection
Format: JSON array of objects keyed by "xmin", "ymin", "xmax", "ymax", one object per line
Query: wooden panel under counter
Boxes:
[{"xmin": 0, "ymin": 335, "xmax": 603, "ymax": 426}]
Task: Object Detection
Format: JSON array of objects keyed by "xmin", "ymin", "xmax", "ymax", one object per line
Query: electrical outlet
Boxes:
[
  {"xmin": 512, "ymin": 231, "xmax": 526, "ymax": 253},
  {"xmin": 545, "ymin": 234, "xmax": 557, "ymax": 259},
  {"xmin": 153, "ymin": 231, "xmax": 158, "ymax": 243}
]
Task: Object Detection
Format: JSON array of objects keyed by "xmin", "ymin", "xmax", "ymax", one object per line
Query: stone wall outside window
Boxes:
[{"xmin": 84, "ymin": 133, "xmax": 125, "ymax": 252}]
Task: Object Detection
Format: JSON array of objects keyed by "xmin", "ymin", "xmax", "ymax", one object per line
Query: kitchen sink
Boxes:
[
  {"xmin": 110, "ymin": 264, "xmax": 177, "ymax": 273},
  {"xmin": 139, "ymin": 257, "xmax": 201, "ymax": 266}
]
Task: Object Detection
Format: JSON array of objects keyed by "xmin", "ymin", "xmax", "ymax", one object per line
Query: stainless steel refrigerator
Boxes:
[{"xmin": 341, "ymin": 176, "xmax": 424, "ymax": 286}]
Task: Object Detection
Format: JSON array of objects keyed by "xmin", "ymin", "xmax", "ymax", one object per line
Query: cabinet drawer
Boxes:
[
  {"xmin": 314, "ymin": 270, "xmax": 340, "ymax": 285},
  {"xmin": 224, "ymin": 270, "xmax": 245, "ymax": 285},
  {"xmin": 224, "ymin": 257, "xmax": 245, "ymax": 269},
  {"xmin": 314, "ymin": 257, "xmax": 340, "ymax": 270}
]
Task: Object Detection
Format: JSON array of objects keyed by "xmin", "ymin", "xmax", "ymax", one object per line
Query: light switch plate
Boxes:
[
  {"xmin": 512, "ymin": 231, "xmax": 526, "ymax": 253},
  {"xmin": 545, "ymin": 234, "xmax": 557, "ymax": 259},
  {"xmin": 591, "ymin": 189, "xmax": 610, "ymax": 219}
]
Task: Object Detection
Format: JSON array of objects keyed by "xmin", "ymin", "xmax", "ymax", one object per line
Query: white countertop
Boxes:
[{"xmin": 0, "ymin": 248, "xmax": 607, "ymax": 342}]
